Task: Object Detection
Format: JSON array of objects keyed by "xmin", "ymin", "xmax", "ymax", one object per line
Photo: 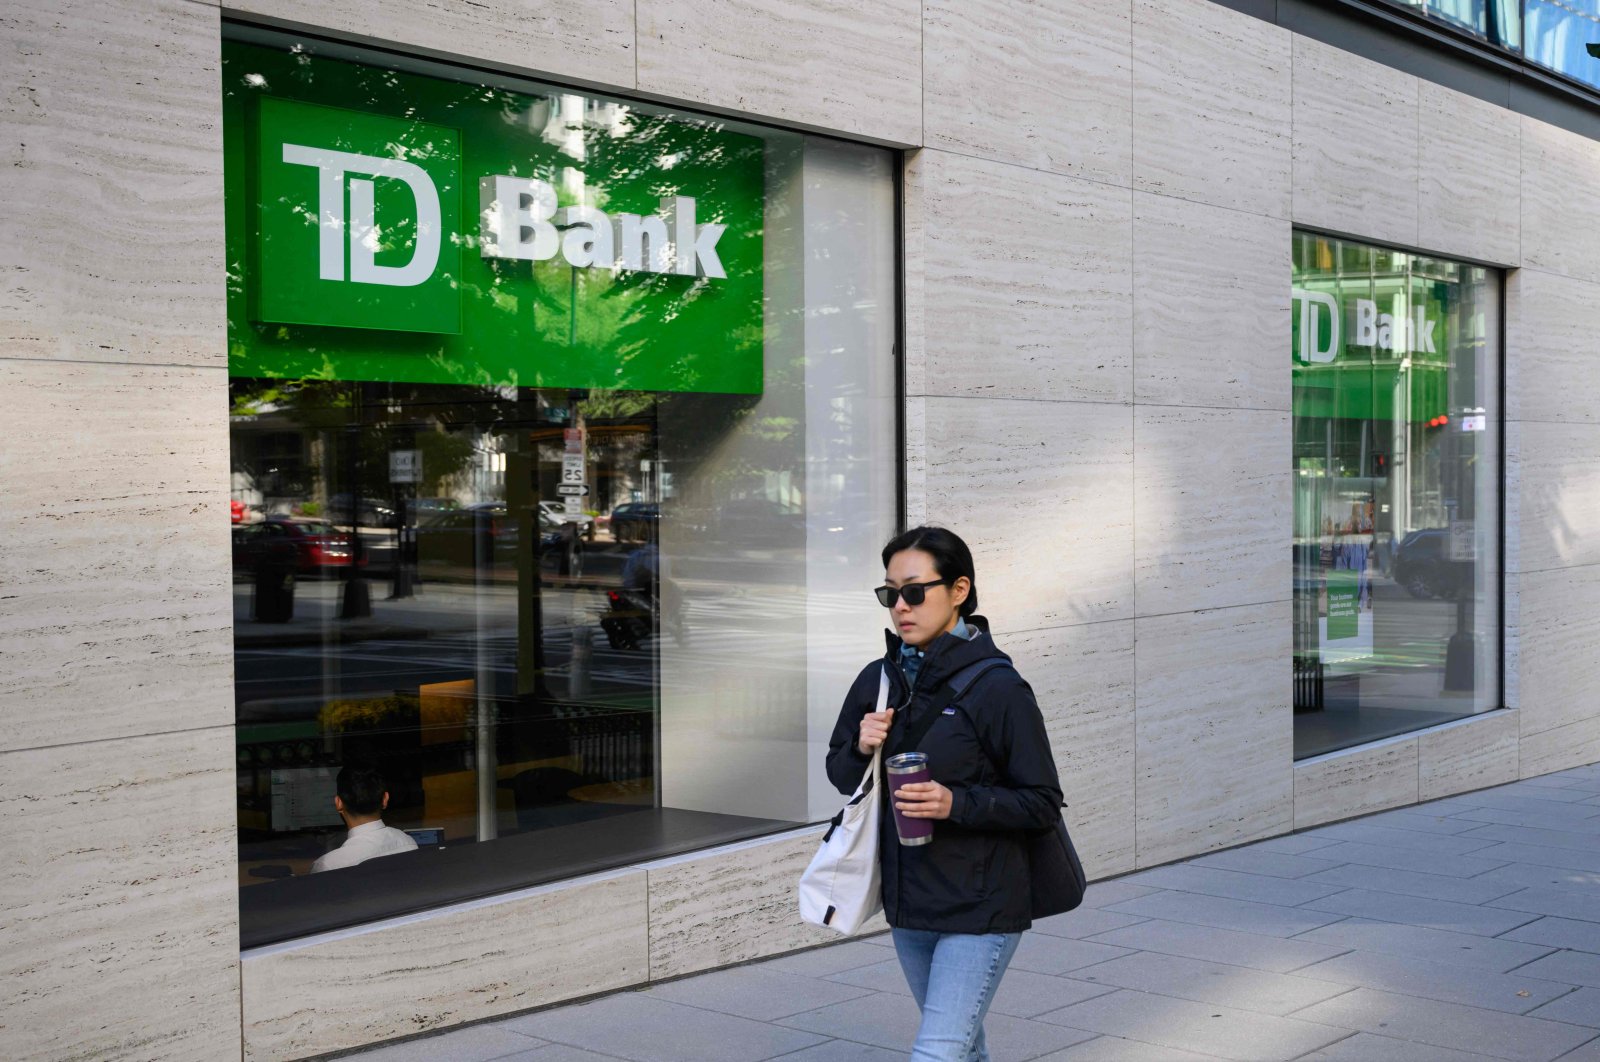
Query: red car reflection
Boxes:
[{"xmin": 232, "ymin": 519, "xmax": 362, "ymax": 576}]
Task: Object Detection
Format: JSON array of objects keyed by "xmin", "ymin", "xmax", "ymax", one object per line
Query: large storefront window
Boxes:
[
  {"xmin": 1525, "ymin": 0, "xmax": 1600, "ymax": 90},
  {"xmin": 1291, "ymin": 234, "xmax": 1501, "ymax": 759},
  {"xmin": 225, "ymin": 31, "xmax": 898, "ymax": 946}
]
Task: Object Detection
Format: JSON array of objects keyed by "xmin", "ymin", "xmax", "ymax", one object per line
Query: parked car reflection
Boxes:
[
  {"xmin": 1392, "ymin": 528, "xmax": 1471, "ymax": 600},
  {"xmin": 609, "ymin": 501, "xmax": 659, "ymax": 543},
  {"xmin": 232, "ymin": 518, "xmax": 361, "ymax": 577}
]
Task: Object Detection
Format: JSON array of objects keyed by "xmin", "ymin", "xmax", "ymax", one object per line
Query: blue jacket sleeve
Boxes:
[{"xmin": 946, "ymin": 673, "xmax": 1063, "ymax": 831}]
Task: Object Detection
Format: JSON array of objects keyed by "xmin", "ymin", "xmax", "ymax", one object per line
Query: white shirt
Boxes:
[{"xmin": 310, "ymin": 820, "xmax": 419, "ymax": 873}]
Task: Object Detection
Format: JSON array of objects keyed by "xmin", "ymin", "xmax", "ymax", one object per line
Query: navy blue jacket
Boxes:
[{"xmin": 826, "ymin": 617, "xmax": 1064, "ymax": 934}]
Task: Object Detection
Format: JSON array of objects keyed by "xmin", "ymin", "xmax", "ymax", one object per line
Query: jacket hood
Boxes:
[{"xmin": 883, "ymin": 614, "xmax": 1010, "ymax": 692}]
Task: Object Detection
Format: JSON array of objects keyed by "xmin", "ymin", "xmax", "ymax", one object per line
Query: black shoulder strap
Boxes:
[{"xmin": 898, "ymin": 658, "xmax": 1015, "ymax": 753}]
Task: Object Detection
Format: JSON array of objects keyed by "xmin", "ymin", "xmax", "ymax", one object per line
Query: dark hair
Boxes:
[
  {"xmin": 335, "ymin": 762, "xmax": 387, "ymax": 816},
  {"xmin": 881, "ymin": 525, "xmax": 979, "ymax": 618}
]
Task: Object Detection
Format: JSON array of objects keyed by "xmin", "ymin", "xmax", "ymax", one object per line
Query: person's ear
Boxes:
[
  {"xmin": 334, "ymin": 795, "xmax": 345, "ymax": 813},
  {"xmin": 950, "ymin": 576, "xmax": 971, "ymax": 609},
  {"xmin": 381, "ymin": 791, "xmax": 390, "ymax": 811}
]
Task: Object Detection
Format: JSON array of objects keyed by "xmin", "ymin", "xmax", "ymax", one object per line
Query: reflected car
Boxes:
[
  {"xmin": 1392, "ymin": 528, "xmax": 1471, "ymax": 600},
  {"xmin": 232, "ymin": 519, "xmax": 360, "ymax": 576},
  {"xmin": 609, "ymin": 502, "xmax": 659, "ymax": 543},
  {"xmin": 415, "ymin": 504, "xmax": 582, "ymax": 583},
  {"xmin": 539, "ymin": 500, "xmax": 595, "ymax": 538}
]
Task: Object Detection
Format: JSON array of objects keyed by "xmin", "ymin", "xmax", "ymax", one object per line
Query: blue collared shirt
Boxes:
[{"xmin": 900, "ymin": 616, "xmax": 972, "ymax": 688}]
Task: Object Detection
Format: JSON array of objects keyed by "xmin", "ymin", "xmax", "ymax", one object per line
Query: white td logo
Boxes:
[
  {"xmin": 479, "ymin": 176, "xmax": 727, "ymax": 279},
  {"xmin": 282, "ymin": 144, "xmax": 442, "ymax": 288}
]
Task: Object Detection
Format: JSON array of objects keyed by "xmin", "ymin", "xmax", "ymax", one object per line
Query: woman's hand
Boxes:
[
  {"xmin": 894, "ymin": 781, "xmax": 953, "ymax": 820},
  {"xmin": 857, "ymin": 708, "xmax": 894, "ymax": 756}
]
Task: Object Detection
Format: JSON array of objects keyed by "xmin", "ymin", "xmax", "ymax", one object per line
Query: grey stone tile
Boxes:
[
  {"xmin": 761, "ymin": 942, "xmax": 894, "ymax": 978},
  {"xmin": 1471, "ymin": 843, "xmax": 1600, "ymax": 875},
  {"xmin": 1252, "ymin": 834, "xmax": 1346, "ymax": 855},
  {"xmin": 1468, "ymin": 790, "xmax": 1600, "ymax": 814},
  {"xmin": 823, "ymin": 959, "xmax": 914, "ymax": 996},
  {"xmin": 1475, "ymin": 865, "xmax": 1600, "ymax": 893},
  {"xmin": 1504, "ymin": 918, "xmax": 1600, "ymax": 955},
  {"xmin": 504, "ymin": 995, "xmax": 826, "ymax": 1062},
  {"xmin": 501, "ymin": 1047, "xmax": 629, "ymax": 1062},
  {"xmin": 1120, "ymin": 864, "xmax": 1347, "ymax": 907},
  {"xmin": 1303, "ymin": 822, "xmax": 1503, "ymax": 855},
  {"xmin": 1031, "ymin": 908, "xmax": 1149, "ymax": 940},
  {"xmin": 1454, "ymin": 806, "xmax": 1600, "ymax": 832},
  {"xmin": 1302, "ymin": 864, "xmax": 1524, "ymax": 906},
  {"xmin": 1513, "ymin": 951, "xmax": 1600, "ymax": 989},
  {"xmin": 1069, "ymin": 949, "xmax": 1351, "ymax": 1016},
  {"xmin": 1189, "ymin": 848, "xmax": 1348, "ymax": 879},
  {"xmin": 1301, "ymin": 889, "xmax": 1540, "ymax": 938},
  {"xmin": 644, "ymin": 967, "xmax": 876, "ymax": 1021},
  {"xmin": 1008, "ymin": 934, "xmax": 1135, "ymax": 976},
  {"xmin": 1300, "ymin": 1032, "xmax": 1507, "ymax": 1061},
  {"xmin": 1520, "ymin": 775, "xmax": 1600, "ymax": 792},
  {"xmin": 1491, "ymin": 886, "xmax": 1600, "ymax": 923},
  {"xmin": 1292, "ymin": 987, "xmax": 1597, "ymax": 1062},
  {"xmin": 1078, "ymin": 881, "xmax": 1163, "ymax": 909},
  {"xmin": 1032, "ymin": 1037, "xmax": 1225, "ymax": 1061},
  {"xmin": 763, "ymin": 1041, "xmax": 906, "ymax": 1062},
  {"xmin": 777, "ymin": 993, "xmax": 1099, "ymax": 1060},
  {"xmin": 1363, "ymin": 810, "xmax": 1504, "ymax": 836},
  {"xmin": 350, "ymin": 1026, "xmax": 549, "ymax": 1061},
  {"xmin": 1307, "ymin": 841, "xmax": 1509, "ymax": 878},
  {"xmin": 1556, "ymin": 1037, "xmax": 1600, "ymax": 1061},
  {"xmin": 1295, "ymin": 918, "xmax": 1556, "ymax": 972},
  {"xmin": 1087, "ymin": 918, "xmax": 1350, "ymax": 974},
  {"xmin": 1467, "ymin": 823, "xmax": 1600, "ymax": 852},
  {"xmin": 1494, "ymin": 782, "xmax": 1600, "ymax": 804},
  {"xmin": 1102, "ymin": 888, "xmax": 1346, "ymax": 938},
  {"xmin": 1036, "ymin": 988, "xmax": 1349, "ymax": 1061},
  {"xmin": 1528, "ymin": 987, "xmax": 1600, "ymax": 1028},
  {"xmin": 1291, "ymin": 950, "xmax": 1581, "ymax": 1014}
]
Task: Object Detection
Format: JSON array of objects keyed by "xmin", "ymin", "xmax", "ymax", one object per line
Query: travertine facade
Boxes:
[{"xmin": 4, "ymin": 0, "xmax": 1598, "ymax": 1057}]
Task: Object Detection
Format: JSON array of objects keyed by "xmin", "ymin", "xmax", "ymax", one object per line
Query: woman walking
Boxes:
[{"xmin": 826, "ymin": 526, "xmax": 1065, "ymax": 1062}]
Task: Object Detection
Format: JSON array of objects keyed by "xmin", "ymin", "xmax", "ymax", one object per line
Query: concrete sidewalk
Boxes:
[{"xmin": 345, "ymin": 764, "xmax": 1600, "ymax": 1062}]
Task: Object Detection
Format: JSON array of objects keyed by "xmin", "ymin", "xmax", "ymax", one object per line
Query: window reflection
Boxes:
[{"xmin": 1291, "ymin": 234, "xmax": 1501, "ymax": 759}]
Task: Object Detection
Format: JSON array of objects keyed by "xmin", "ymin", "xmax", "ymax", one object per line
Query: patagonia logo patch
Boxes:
[{"xmin": 941, "ymin": 708, "xmax": 957, "ymax": 715}]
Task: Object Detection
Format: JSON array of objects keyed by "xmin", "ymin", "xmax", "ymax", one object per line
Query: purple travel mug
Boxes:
[{"xmin": 886, "ymin": 752, "xmax": 935, "ymax": 846}]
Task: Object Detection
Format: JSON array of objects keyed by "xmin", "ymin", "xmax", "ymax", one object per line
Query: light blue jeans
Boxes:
[{"xmin": 891, "ymin": 928, "xmax": 1023, "ymax": 1062}]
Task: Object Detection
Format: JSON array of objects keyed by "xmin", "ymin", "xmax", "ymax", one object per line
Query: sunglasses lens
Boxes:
[
  {"xmin": 900, "ymin": 585, "xmax": 926, "ymax": 607},
  {"xmin": 874, "ymin": 586, "xmax": 895, "ymax": 608}
]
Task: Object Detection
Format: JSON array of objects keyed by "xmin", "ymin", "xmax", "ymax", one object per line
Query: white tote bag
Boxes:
[{"xmin": 799, "ymin": 665, "xmax": 888, "ymax": 934}]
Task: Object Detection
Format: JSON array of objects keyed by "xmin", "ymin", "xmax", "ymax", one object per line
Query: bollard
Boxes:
[{"xmin": 569, "ymin": 625, "xmax": 593, "ymax": 702}]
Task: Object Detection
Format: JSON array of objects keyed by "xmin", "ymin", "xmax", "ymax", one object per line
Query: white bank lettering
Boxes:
[
  {"xmin": 479, "ymin": 176, "xmax": 727, "ymax": 279},
  {"xmin": 282, "ymin": 144, "xmax": 443, "ymax": 288},
  {"xmin": 1350, "ymin": 297, "xmax": 1437, "ymax": 354}
]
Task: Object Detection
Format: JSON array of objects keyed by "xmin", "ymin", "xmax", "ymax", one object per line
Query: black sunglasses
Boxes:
[{"xmin": 875, "ymin": 578, "xmax": 950, "ymax": 608}]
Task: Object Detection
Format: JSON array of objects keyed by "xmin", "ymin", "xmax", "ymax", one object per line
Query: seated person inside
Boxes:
[{"xmin": 310, "ymin": 762, "xmax": 418, "ymax": 873}]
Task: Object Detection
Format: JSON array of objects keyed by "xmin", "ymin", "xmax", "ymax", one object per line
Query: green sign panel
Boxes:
[
  {"xmin": 224, "ymin": 41, "xmax": 765, "ymax": 393},
  {"xmin": 1324, "ymin": 570, "xmax": 1360, "ymax": 641}
]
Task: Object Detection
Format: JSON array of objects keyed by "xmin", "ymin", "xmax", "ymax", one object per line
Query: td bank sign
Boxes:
[
  {"xmin": 256, "ymin": 97, "xmax": 729, "ymax": 335},
  {"xmin": 1293, "ymin": 286, "xmax": 1440, "ymax": 365}
]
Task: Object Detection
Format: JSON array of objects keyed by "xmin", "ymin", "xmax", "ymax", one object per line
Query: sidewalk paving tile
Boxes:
[
  {"xmin": 1250, "ymin": 834, "xmax": 1345, "ymax": 855},
  {"xmin": 1302, "ymin": 863, "xmax": 1525, "ymax": 905},
  {"xmin": 1472, "ymin": 864, "xmax": 1600, "ymax": 892},
  {"xmin": 759, "ymin": 941, "xmax": 890, "ymax": 978},
  {"xmin": 775, "ymin": 993, "xmax": 1098, "ymax": 1060},
  {"xmin": 1087, "ymin": 918, "xmax": 1351, "ymax": 973},
  {"xmin": 1030, "ymin": 1036, "xmax": 1226, "ymax": 1061},
  {"xmin": 1554, "ymin": 1036, "xmax": 1600, "ymax": 1061},
  {"xmin": 1301, "ymin": 841, "xmax": 1510, "ymax": 878},
  {"xmin": 1066, "ymin": 949, "xmax": 1352, "ymax": 1016},
  {"xmin": 1291, "ymin": 987, "xmax": 1598, "ymax": 1062},
  {"xmin": 1119, "ymin": 864, "xmax": 1348, "ymax": 907},
  {"xmin": 1101, "ymin": 889, "xmax": 1348, "ymax": 938},
  {"xmin": 1358, "ymin": 809, "xmax": 1486, "ymax": 836},
  {"xmin": 1490, "ymin": 886, "xmax": 1600, "ymax": 922},
  {"xmin": 1034, "ymin": 988, "xmax": 1350, "ymax": 1061},
  {"xmin": 1452, "ymin": 805, "xmax": 1600, "ymax": 831},
  {"xmin": 1007, "ymin": 933, "xmax": 1134, "ymax": 975},
  {"xmin": 1463, "ymin": 812, "xmax": 1600, "ymax": 841},
  {"xmin": 1301, "ymin": 888, "xmax": 1541, "ymax": 937},
  {"xmin": 1513, "ymin": 951, "xmax": 1600, "ymax": 989},
  {"xmin": 1468, "ymin": 843, "xmax": 1600, "ymax": 874},
  {"xmin": 643, "ymin": 967, "xmax": 876, "ymax": 1021},
  {"xmin": 502, "ymin": 995, "xmax": 828, "ymax": 1062},
  {"xmin": 1304, "ymin": 822, "xmax": 1505, "ymax": 855},
  {"xmin": 758, "ymin": 1041, "xmax": 905, "ymax": 1061},
  {"xmin": 1294, "ymin": 918, "xmax": 1556, "ymax": 971},
  {"xmin": 1299, "ymin": 1032, "xmax": 1505, "ymax": 1061},
  {"xmin": 1289, "ymin": 949, "xmax": 1581, "ymax": 1013},
  {"xmin": 1188, "ymin": 848, "xmax": 1347, "ymax": 879},
  {"xmin": 1460, "ymin": 790, "xmax": 1600, "ymax": 816},
  {"xmin": 1076, "ymin": 881, "xmax": 1162, "ymax": 909},
  {"xmin": 1528, "ymin": 988, "xmax": 1600, "ymax": 1027},
  {"xmin": 1485, "ymin": 783, "xmax": 1600, "ymax": 805},
  {"xmin": 823, "ymin": 957, "xmax": 1116, "ymax": 1018},
  {"xmin": 1030, "ymin": 907, "xmax": 1149, "ymax": 940},
  {"xmin": 501, "ymin": 1048, "xmax": 629, "ymax": 1062},
  {"xmin": 1503, "ymin": 917, "xmax": 1600, "ymax": 954},
  {"xmin": 349, "ymin": 1025, "xmax": 548, "ymax": 1062}
]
